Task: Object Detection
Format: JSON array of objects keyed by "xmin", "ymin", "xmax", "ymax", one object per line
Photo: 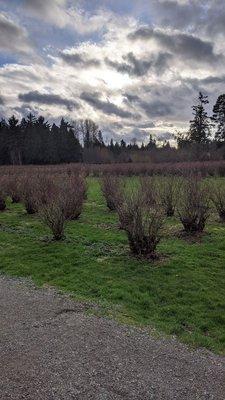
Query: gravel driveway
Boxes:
[{"xmin": 0, "ymin": 275, "xmax": 224, "ymax": 400}]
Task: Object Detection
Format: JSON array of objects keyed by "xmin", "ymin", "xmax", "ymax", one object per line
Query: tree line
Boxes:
[
  {"xmin": 0, "ymin": 114, "xmax": 159, "ymax": 165},
  {"xmin": 1, "ymin": 92, "xmax": 225, "ymax": 165}
]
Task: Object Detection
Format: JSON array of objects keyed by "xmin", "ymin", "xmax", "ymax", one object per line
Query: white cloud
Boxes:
[
  {"xmin": 22, "ymin": 1, "xmax": 133, "ymax": 36},
  {"xmin": 22, "ymin": 0, "xmax": 69, "ymax": 28}
]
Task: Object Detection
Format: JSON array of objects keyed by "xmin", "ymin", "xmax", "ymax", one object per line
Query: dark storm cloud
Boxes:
[
  {"xmin": 128, "ymin": 28, "xmax": 220, "ymax": 63},
  {"xmin": 59, "ymin": 52, "xmax": 101, "ymax": 68},
  {"xmin": 18, "ymin": 91, "xmax": 79, "ymax": 111},
  {"xmin": 105, "ymin": 52, "xmax": 152, "ymax": 77},
  {"xmin": 105, "ymin": 51, "xmax": 172, "ymax": 77},
  {"xmin": 201, "ymin": 76, "xmax": 225, "ymax": 85},
  {"xmin": 179, "ymin": 74, "xmax": 225, "ymax": 94},
  {"xmin": 151, "ymin": 0, "xmax": 200, "ymax": 30},
  {"xmin": 124, "ymin": 93, "xmax": 140, "ymax": 102},
  {"xmin": 0, "ymin": 96, "xmax": 4, "ymax": 105},
  {"xmin": 122, "ymin": 121, "xmax": 155, "ymax": 129},
  {"xmin": 186, "ymin": 75, "xmax": 225, "ymax": 87},
  {"xmin": 151, "ymin": 0, "xmax": 225, "ymax": 38},
  {"xmin": 140, "ymin": 99, "xmax": 173, "ymax": 117},
  {"xmin": 80, "ymin": 91, "xmax": 135, "ymax": 119},
  {"xmin": 141, "ymin": 81, "xmax": 196, "ymax": 121},
  {"xmin": 153, "ymin": 52, "xmax": 173, "ymax": 73},
  {"xmin": 0, "ymin": 13, "xmax": 31, "ymax": 54},
  {"xmin": 105, "ymin": 57, "xmax": 134, "ymax": 76},
  {"xmin": 124, "ymin": 93, "xmax": 174, "ymax": 117}
]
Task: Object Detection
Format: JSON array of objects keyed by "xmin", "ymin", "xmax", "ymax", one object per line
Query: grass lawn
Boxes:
[{"xmin": 0, "ymin": 178, "xmax": 225, "ymax": 354}]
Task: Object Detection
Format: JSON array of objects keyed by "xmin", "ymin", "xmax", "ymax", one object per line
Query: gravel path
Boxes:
[{"xmin": 0, "ymin": 275, "xmax": 225, "ymax": 400}]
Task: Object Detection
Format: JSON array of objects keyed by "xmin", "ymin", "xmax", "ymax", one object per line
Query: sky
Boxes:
[{"xmin": 0, "ymin": 0, "xmax": 225, "ymax": 144}]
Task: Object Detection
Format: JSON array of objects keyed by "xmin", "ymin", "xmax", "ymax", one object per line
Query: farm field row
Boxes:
[{"xmin": 0, "ymin": 178, "xmax": 225, "ymax": 354}]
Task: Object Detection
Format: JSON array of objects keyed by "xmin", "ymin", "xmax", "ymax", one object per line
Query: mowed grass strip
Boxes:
[{"xmin": 0, "ymin": 178, "xmax": 225, "ymax": 354}]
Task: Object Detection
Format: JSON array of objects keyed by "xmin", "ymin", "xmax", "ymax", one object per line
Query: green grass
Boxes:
[{"xmin": 0, "ymin": 178, "xmax": 225, "ymax": 354}]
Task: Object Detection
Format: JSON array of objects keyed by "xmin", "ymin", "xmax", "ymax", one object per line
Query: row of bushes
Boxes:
[
  {"xmin": 2, "ymin": 160, "xmax": 225, "ymax": 178},
  {"xmin": 1, "ymin": 171, "xmax": 225, "ymax": 260},
  {"xmin": 101, "ymin": 175, "xmax": 225, "ymax": 259},
  {"xmin": 0, "ymin": 172, "xmax": 86, "ymax": 240},
  {"xmin": 88, "ymin": 160, "xmax": 225, "ymax": 177}
]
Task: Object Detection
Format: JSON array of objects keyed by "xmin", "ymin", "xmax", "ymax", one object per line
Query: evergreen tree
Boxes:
[
  {"xmin": 56, "ymin": 119, "xmax": 82, "ymax": 163},
  {"xmin": 120, "ymin": 139, "xmax": 126, "ymax": 148},
  {"xmin": 35, "ymin": 116, "xmax": 51, "ymax": 163},
  {"xmin": 56, "ymin": 118, "xmax": 70, "ymax": 162},
  {"xmin": 95, "ymin": 130, "xmax": 105, "ymax": 147},
  {"xmin": 212, "ymin": 94, "xmax": 225, "ymax": 143},
  {"xmin": 0, "ymin": 119, "xmax": 10, "ymax": 164},
  {"xmin": 0, "ymin": 114, "xmax": 84, "ymax": 165},
  {"xmin": 113, "ymin": 141, "xmax": 121, "ymax": 155},
  {"xmin": 51, "ymin": 123, "xmax": 60, "ymax": 163},
  {"xmin": 189, "ymin": 92, "xmax": 211, "ymax": 143},
  {"xmin": 129, "ymin": 138, "xmax": 138, "ymax": 150},
  {"xmin": 7, "ymin": 115, "xmax": 23, "ymax": 164},
  {"xmin": 163, "ymin": 140, "xmax": 171, "ymax": 149},
  {"xmin": 146, "ymin": 134, "xmax": 156, "ymax": 150},
  {"xmin": 176, "ymin": 131, "xmax": 190, "ymax": 149},
  {"xmin": 67, "ymin": 127, "xmax": 83, "ymax": 162},
  {"xmin": 109, "ymin": 138, "xmax": 114, "ymax": 152}
]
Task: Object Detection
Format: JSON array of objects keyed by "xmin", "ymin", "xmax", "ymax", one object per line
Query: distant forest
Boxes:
[{"xmin": 1, "ymin": 92, "xmax": 225, "ymax": 165}]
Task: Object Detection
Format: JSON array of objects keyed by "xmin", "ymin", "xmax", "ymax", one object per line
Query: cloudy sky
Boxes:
[{"xmin": 0, "ymin": 0, "xmax": 225, "ymax": 144}]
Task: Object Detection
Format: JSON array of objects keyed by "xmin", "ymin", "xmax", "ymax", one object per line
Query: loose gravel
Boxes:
[{"xmin": 0, "ymin": 275, "xmax": 225, "ymax": 400}]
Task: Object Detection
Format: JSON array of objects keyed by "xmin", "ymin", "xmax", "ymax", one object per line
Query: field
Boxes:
[
  {"xmin": 2, "ymin": 159, "xmax": 225, "ymax": 177},
  {"xmin": 0, "ymin": 172, "xmax": 225, "ymax": 355}
]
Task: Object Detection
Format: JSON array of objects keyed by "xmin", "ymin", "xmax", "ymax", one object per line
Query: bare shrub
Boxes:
[
  {"xmin": 0, "ymin": 197, "xmax": 6, "ymax": 210},
  {"xmin": 37, "ymin": 174, "xmax": 86, "ymax": 240},
  {"xmin": 63, "ymin": 174, "xmax": 87, "ymax": 220},
  {"xmin": 101, "ymin": 175, "xmax": 124, "ymax": 211},
  {"xmin": 5, "ymin": 175, "xmax": 21, "ymax": 203},
  {"xmin": 19, "ymin": 173, "xmax": 55, "ymax": 214},
  {"xmin": 39, "ymin": 197, "xmax": 66, "ymax": 240},
  {"xmin": 177, "ymin": 176, "xmax": 210, "ymax": 233},
  {"xmin": 0, "ymin": 177, "xmax": 7, "ymax": 211},
  {"xmin": 116, "ymin": 187, "xmax": 164, "ymax": 258},
  {"xmin": 209, "ymin": 181, "xmax": 225, "ymax": 222},
  {"xmin": 140, "ymin": 176, "xmax": 158, "ymax": 207},
  {"xmin": 3, "ymin": 160, "xmax": 225, "ymax": 180},
  {"xmin": 158, "ymin": 176, "xmax": 180, "ymax": 217},
  {"xmin": 35, "ymin": 174, "xmax": 60, "ymax": 208},
  {"xmin": 36, "ymin": 176, "xmax": 65, "ymax": 240},
  {"xmin": 19, "ymin": 175, "xmax": 39, "ymax": 214}
]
